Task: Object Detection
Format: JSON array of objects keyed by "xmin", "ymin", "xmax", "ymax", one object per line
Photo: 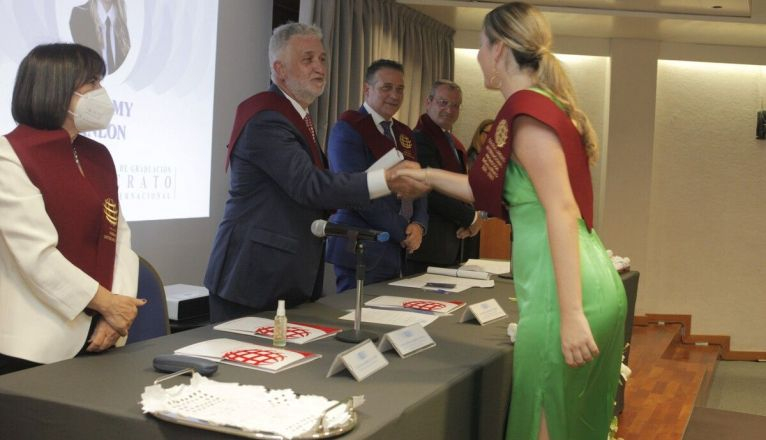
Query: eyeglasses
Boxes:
[{"xmin": 431, "ymin": 97, "xmax": 461, "ymax": 110}]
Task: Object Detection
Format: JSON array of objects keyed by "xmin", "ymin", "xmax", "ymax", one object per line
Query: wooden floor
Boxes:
[{"xmin": 616, "ymin": 323, "xmax": 720, "ymax": 439}]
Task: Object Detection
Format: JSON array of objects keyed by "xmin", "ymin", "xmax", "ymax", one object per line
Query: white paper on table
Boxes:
[
  {"xmin": 338, "ymin": 307, "xmax": 439, "ymax": 327},
  {"xmin": 326, "ymin": 339, "xmax": 389, "ymax": 382},
  {"xmin": 388, "ymin": 273, "xmax": 494, "ymax": 292},
  {"xmin": 366, "ymin": 148, "xmax": 403, "ymax": 172},
  {"xmin": 378, "ymin": 324, "xmax": 436, "ymax": 358},
  {"xmin": 461, "ymin": 259, "xmax": 512, "ymax": 275},
  {"xmin": 426, "ymin": 266, "xmax": 490, "ymax": 280}
]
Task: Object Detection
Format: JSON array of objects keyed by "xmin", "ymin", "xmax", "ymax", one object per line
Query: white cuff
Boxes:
[{"xmin": 367, "ymin": 169, "xmax": 390, "ymax": 200}]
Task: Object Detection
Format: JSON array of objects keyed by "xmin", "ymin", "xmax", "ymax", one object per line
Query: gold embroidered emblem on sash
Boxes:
[
  {"xmin": 399, "ymin": 134, "xmax": 413, "ymax": 149},
  {"xmin": 494, "ymin": 119, "xmax": 509, "ymax": 148},
  {"xmin": 103, "ymin": 198, "xmax": 119, "ymax": 227}
]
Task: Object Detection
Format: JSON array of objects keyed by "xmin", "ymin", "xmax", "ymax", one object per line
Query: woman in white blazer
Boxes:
[{"xmin": 0, "ymin": 43, "xmax": 145, "ymax": 374}]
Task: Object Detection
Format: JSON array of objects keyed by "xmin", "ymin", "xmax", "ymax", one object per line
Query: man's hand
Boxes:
[
  {"xmin": 456, "ymin": 213, "xmax": 486, "ymax": 239},
  {"xmin": 385, "ymin": 161, "xmax": 430, "ymax": 199},
  {"xmin": 401, "ymin": 223, "xmax": 424, "ymax": 254}
]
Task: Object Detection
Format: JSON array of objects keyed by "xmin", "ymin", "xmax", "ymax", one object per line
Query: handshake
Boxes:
[{"xmin": 384, "ymin": 160, "xmax": 431, "ymax": 200}]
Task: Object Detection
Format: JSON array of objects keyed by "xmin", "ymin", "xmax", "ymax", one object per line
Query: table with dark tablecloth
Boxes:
[{"xmin": 0, "ymin": 271, "xmax": 638, "ymax": 439}]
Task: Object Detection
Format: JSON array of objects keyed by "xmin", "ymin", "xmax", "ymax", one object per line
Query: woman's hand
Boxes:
[
  {"xmin": 385, "ymin": 161, "xmax": 430, "ymax": 199},
  {"xmin": 88, "ymin": 285, "xmax": 146, "ymax": 336},
  {"xmin": 560, "ymin": 310, "xmax": 600, "ymax": 367},
  {"xmin": 86, "ymin": 318, "xmax": 121, "ymax": 352},
  {"xmin": 391, "ymin": 167, "xmax": 427, "ymax": 183}
]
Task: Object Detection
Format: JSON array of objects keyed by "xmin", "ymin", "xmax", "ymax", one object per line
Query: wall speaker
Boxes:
[{"xmin": 757, "ymin": 110, "xmax": 766, "ymax": 140}]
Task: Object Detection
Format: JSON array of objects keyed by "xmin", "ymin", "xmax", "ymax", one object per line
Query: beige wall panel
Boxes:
[{"xmin": 650, "ymin": 60, "xmax": 766, "ymax": 350}]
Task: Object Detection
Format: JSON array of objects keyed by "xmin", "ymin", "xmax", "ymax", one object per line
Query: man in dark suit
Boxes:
[
  {"xmin": 69, "ymin": 0, "xmax": 131, "ymax": 74},
  {"xmin": 204, "ymin": 25, "xmax": 426, "ymax": 322},
  {"xmin": 406, "ymin": 80, "xmax": 486, "ymax": 275},
  {"xmin": 325, "ymin": 60, "xmax": 428, "ymax": 292}
]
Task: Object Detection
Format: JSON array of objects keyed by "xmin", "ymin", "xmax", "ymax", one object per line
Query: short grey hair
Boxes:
[
  {"xmin": 269, "ymin": 22, "xmax": 323, "ymax": 79},
  {"xmin": 428, "ymin": 79, "xmax": 462, "ymax": 98}
]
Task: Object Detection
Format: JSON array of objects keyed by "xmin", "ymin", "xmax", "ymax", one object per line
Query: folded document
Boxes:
[
  {"xmin": 426, "ymin": 266, "xmax": 491, "ymax": 280},
  {"xmin": 214, "ymin": 317, "xmax": 341, "ymax": 345},
  {"xmin": 175, "ymin": 338, "xmax": 321, "ymax": 373}
]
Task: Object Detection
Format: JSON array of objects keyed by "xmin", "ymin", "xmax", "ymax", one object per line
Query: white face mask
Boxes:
[{"xmin": 68, "ymin": 88, "xmax": 114, "ymax": 132}]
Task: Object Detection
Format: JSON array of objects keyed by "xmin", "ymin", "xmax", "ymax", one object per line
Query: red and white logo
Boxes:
[
  {"xmin": 223, "ymin": 348, "xmax": 286, "ymax": 366},
  {"xmin": 403, "ymin": 300, "xmax": 446, "ymax": 312},
  {"xmin": 255, "ymin": 326, "xmax": 312, "ymax": 339}
]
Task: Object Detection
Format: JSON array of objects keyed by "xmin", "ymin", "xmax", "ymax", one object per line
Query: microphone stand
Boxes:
[{"xmin": 336, "ymin": 230, "xmax": 378, "ymax": 343}]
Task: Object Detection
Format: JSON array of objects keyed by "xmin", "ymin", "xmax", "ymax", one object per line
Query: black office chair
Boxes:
[{"xmin": 127, "ymin": 256, "xmax": 170, "ymax": 344}]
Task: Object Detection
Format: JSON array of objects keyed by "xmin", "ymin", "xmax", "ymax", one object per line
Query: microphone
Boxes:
[{"xmin": 311, "ymin": 219, "xmax": 389, "ymax": 242}]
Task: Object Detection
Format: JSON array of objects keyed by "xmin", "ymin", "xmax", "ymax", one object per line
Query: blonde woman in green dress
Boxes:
[{"xmin": 395, "ymin": 3, "xmax": 627, "ymax": 439}]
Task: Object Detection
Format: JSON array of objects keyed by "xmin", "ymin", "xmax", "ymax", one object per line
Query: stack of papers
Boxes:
[
  {"xmin": 426, "ymin": 266, "xmax": 490, "ymax": 280},
  {"xmin": 214, "ymin": 317, "xmax": 341, "ymax": 345},
  {"xmin": 338, "ymin": 308, "xmax": 440, "ymax": 327},
  {"xmin": 460, "ymin": 259, "xmax": 512, "ymax": 275},
  {"xmin": 175, "ymin": 338, "xmax": 321, "ymax": 373},
  {"xmin": 389, "ymin": 273, "xmax": 494, "ymax": 292},
  {"xmin": 366, "ymin": 148, "xmax": 403, "ymax": 172},
  {"xmin": 365, "ymin": 295, "xmax": 465, "ymax": 314}
]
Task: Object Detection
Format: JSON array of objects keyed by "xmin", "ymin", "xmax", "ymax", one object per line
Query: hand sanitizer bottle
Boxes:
[{"xmin": 273, "ymin": 300, "xmax": 287, "ymax": 347}]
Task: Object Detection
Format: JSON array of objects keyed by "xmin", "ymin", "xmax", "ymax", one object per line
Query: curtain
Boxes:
[{"xmin": 310, "ymin": 0, "xmax": 455, "ymax": 148}]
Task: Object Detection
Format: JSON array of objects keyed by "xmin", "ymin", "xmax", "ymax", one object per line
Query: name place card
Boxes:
[
  {"xmin": 326, "ymin": 339, "xmax": 388, "ymax": 382},
  {"xmin": 377, "ymin": 324, "xmax": 435, "ymax": 358},
  {"xmin": 459, "ymin": 298, "xmax": 508, "ymax": 325}
]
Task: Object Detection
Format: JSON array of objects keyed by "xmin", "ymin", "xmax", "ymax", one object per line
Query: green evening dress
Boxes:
[{"xmin": 503, "ymin": 156, "xmax": 627, "ymax": 439}]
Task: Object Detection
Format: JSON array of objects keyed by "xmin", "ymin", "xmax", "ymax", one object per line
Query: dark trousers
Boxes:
[
  {"xmin": 403, "ymin": 259, "xmax": 429, "ymax": 276},
  {"xmin": 333, "ymin": 265, "xmax": 399, "ymax": 293},
  {"xmin": 208, "ymin": 294, "xmax": 263, "ymax": 324},
  {"xmin": 0, "ymin": 353, "xmax": 40, "ymax": 375}
]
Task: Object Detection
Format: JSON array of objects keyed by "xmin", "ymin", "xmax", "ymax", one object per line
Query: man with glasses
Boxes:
[{"xmin": 406, "ymin": 79, "xmax": 486, "ymax": 274}]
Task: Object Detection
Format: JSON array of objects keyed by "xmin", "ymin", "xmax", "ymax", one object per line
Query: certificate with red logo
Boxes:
[
  {"xmin": 364, "ymin": 295, "xmax": 466, "ymax": 315},
  {"xmin": 214, "ymin": 317, "xmax": 341, "ymax": 345},
  {"xmin": 175, "ymin": 338, "xmax": 321, "ymax": 373}
]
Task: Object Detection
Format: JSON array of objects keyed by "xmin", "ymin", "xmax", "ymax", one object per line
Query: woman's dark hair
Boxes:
[{"xmin": 11, "ymin": 43, "xmax": 105, "ymax": 129}]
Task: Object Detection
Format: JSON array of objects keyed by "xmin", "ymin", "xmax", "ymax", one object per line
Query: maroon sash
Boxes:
[
  {"xmin": 337, "ymin": 109, "xmax": 418, "ymax": 161},
  {"xmin": 225, "ymin": 90, "xmax": 325, "ymax": 170},
  {"xmin": 414, "ymin": 113, "xmax": 466, "ymax": 173},
  {"xmin": 6, "ymin": 125, "xmax": 119, "ymax": 289},
  {"xmin": 468, "ymin": 90, "xmax": 594, "ymax": 230}
]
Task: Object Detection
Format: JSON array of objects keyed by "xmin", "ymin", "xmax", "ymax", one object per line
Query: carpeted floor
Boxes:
[
  {"xmin": 705, "ymin": 360, "xmax": 766, "ymax": 416},
  {"xmin": 684, "ymin": 361, "xmax": 766, "ymax": 439},
  {"xmin": 684, "ymin": 407, "xmax": 766, "ymax": 440}
]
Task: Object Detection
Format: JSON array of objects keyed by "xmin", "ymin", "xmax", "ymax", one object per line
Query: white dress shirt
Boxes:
[{"xmin": 278, "ymin": 87, "xmax": 390, "ymax": 199}]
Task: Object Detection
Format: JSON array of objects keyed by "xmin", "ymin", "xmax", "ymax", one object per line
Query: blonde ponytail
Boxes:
[{"xmin": 484, "ymin": 2, "xmax": 599, "ymax": 165}]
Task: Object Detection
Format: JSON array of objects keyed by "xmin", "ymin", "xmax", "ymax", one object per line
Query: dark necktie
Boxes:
[
  {"xmin": 105, "ymin": 17, "xmax": 115, "ymax": 73},
  {"xmin": 304, "ymin": 114, "xmax": 317, "ymax": 143},
  {"xmin": 303, "ymin": 113, "xmax": 326, "ymax": 167},
  {"xmin": 446, "ymin": 132, "xmax": 464, "ymax": 170},
  {"xmin": 381, "ymin": 121, "xmax": 395, "ymax": 144},
  {"xmin": 382, "ymin": 120, "xmax": 412, "ymax": 219}
]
